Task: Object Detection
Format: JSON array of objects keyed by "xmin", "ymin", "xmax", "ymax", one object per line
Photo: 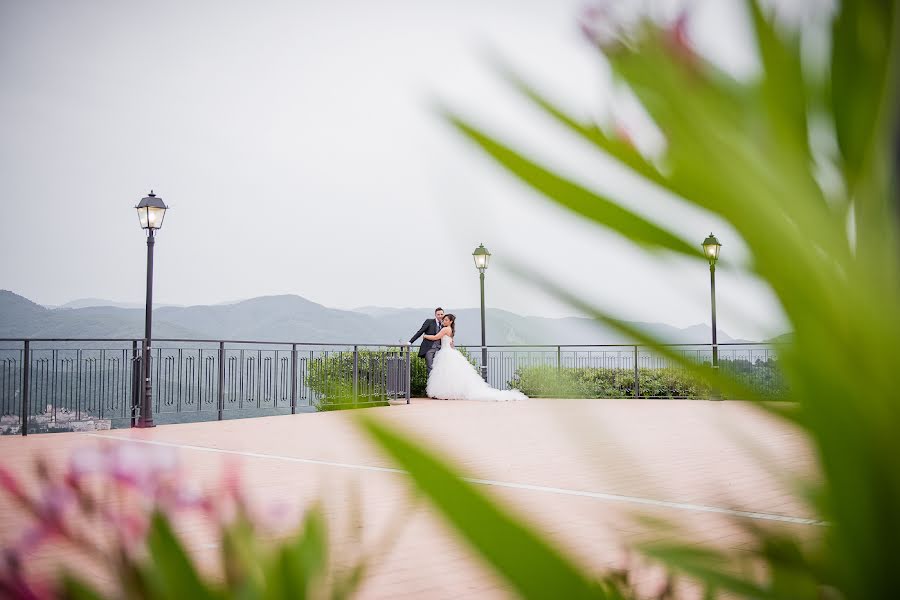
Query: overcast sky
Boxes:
[{"xmin": 0, "ymin": 0, "xmax": 789, "ymax": 340}]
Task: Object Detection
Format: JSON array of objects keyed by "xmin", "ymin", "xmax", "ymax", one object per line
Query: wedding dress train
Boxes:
[{"xmin": 425, "ymin": 336, "xmax": 527, "ymax": 401}]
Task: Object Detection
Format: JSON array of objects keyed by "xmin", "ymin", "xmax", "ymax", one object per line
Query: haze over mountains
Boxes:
[{"xmin": 0, "ymin": 290, "xmax": 763, "ymax": 345}]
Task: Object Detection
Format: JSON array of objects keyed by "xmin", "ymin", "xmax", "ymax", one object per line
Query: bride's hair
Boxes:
[{"xmin": 443, "ymin": 314, "xmax": 456, "ymax": 337}]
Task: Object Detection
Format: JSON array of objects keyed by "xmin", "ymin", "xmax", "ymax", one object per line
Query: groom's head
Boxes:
[{"xmin": 434, "ymin": 307, "xmax": 444, "ymax": 321}]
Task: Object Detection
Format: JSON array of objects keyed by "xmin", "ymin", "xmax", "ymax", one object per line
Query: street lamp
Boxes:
[
  {"xmin": 135, "ymin": 191, "xmax": 168, "ymax": 428},
  {"xmin": 701, "ymin": 233, "xmax": 721, "ymax": 371},
  {"xmin": 472, "ymin": 244, "xmax": 491, "ymax": 382}
]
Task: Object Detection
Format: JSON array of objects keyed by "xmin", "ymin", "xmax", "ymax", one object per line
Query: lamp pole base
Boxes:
[{"xmin": 710, "ymin": 364, "xmax": 721, "ymax": 400}]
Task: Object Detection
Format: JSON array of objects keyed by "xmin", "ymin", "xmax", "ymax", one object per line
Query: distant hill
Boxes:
[
  {"xmin": 51, "ymin": 298, "xmax": 183, "ymax": 310},
  {"xmin": 765, "ymin": 332, "xmax": 793, "ymax": 343},
  {"xmin": 0, "ymin": 290, "xmax": 48, "ymax": 332},
  {"xmin": 0, "ymin": 291, "xmax": 199, "ymax": 340},
  {"xmin": 1, "ymin": 290, "xmax": 759, "ymax": 345}
]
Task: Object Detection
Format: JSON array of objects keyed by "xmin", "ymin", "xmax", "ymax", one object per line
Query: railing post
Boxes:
[
  {"xmin": 557, "ymin": 345, "xmax": 561, "ymax": 372},
  {"xmin": 20, "ymin": 340, "xmax": 30, "ymax": 436},
  {"xmin": 217, "ymin": 341, "xmax": 225, "ymax": 421},
  {"xmin": 405, "ymin": 346, "xmax": 411, "ymax": 404},
  {"xmin": 291, "ymin": 343, "xmax": 298, "ymax": 414},
  {"xmin": 633, "ymin": 345, "xmax": 640, "ymax": 398},
  {"xmin": 352, "ymin": 345, "xmax": 359, "ymax": 403},
  {"xmin": 131, "ymin": 340, "xmax": 140, "ymax": 427}
]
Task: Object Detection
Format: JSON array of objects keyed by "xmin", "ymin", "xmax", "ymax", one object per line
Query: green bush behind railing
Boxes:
[
  {"xmin": 509, "ymin": 358, "xmax": 787, "ymax": 399},
  {"xmin": 304, "ymin": 347, "xmax": 478, "ymax": 407},
  {"xmin": 305, "ymin": 350, "xmax": 396, "ymax": 411}
]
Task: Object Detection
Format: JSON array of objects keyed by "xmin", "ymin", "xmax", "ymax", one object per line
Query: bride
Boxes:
[{"xmin": 423, "ymin": 314, "xmax": 527, "ymax": 401}]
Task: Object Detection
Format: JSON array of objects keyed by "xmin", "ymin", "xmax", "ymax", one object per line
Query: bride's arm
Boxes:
[{"xmin": 424, "ymin": 326, "xmax": 451, "ymax": 341}]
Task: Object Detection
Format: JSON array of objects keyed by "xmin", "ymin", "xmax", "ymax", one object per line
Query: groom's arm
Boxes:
[
  {"xmin": 424, "ymin": 326, "xmax": 450, "ymax": 341},
  {"xmin": 409, "ymin": 320, "xmax": 430, "ymax": 344}
]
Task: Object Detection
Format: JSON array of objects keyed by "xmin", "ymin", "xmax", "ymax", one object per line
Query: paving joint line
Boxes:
[{"xmin": 85, "ymin": 433, "xmax": 825, "ymax": 526}]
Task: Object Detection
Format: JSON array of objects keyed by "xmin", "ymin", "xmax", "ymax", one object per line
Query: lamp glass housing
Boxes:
[
  {"xmin": 472, "ymin": 244, "xmax": 491, "ymax": 272},
  {"xmin": 701, "ymin": 233, "xmax": 721, "ymax": 263},
  {"xmin": 136, "ymin": 192, "xmax": 168, "ymax": 230}
]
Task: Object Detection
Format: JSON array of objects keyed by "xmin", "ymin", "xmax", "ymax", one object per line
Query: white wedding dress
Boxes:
[{"xmin": 426, "ymin": 336, "xmax": 527, "ymax": 401}]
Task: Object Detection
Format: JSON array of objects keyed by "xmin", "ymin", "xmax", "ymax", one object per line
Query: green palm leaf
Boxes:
[
  {"xmin": 433, "ymin": 1, "xmax": 900, "ymax": 598},
  {"xmin": 357, "ymin": 415, "xmax": 612, "ymax": 599}
]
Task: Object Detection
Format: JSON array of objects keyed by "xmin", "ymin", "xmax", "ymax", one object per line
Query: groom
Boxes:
[{"xmin": 409, "ymin": 307, "xmax": 444, "ymax": 376}]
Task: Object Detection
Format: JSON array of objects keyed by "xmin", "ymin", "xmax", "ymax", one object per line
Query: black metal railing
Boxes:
[
  {"xmin": 0, "ymin": 338, "xmax": 412, "ymax": 436},
  {"xmin": 0, "ymin": 338, "xmax": 786, "ymax": 435}
]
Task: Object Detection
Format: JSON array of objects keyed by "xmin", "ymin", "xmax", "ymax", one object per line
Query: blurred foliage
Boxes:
[
  {"xmin": 360, "ymin": 0, "xmax": 900, "ymax": 598},
  {"xmin": 0, "ymin": 446, "xmax": 372, "ymax": 599},
  {"xmin": 359, "ymin": 416, "xmax": 680, "ymax": 599}
]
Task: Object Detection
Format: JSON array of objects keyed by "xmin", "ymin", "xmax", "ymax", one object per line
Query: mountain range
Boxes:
[{"xmin": 0, "ymin": 290, "xmax": 764, "ymax": 346}]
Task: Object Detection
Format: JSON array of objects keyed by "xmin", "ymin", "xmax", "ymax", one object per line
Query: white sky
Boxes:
[{"xmin": 0, "ymin": 0, "xmax": 789, "ymax": 340}]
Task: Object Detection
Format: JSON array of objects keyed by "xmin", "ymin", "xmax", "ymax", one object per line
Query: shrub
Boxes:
[
  {"xmin": 410, "ymin": 354, "xmax": 427, "ymax": 397},
  {"xmin": 306, "ymin": 346, "xmax": 475, "ymax": 406},
  {"xmin": 510, "ymin": 358, "xmax": 786, "ymax": 400},
  {"xmin": 306, "ymin": 349, "xmax": 399, "ymax": 410},
  {"xmin": 509, "ymin": 366, "xmax": 706, "ymax": 398}
]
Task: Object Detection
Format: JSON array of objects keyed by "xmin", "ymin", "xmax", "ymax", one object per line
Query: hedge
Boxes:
[{"xmin": 508, "ymin": 358, "xmax": 787, "ymax": 399}]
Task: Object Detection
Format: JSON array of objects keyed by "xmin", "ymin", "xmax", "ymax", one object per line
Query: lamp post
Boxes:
[
  {"xmin": 135, "ymin": 191, "xmax": 168, "ymax": 428},
  {"xmin": 701, "ymin": 233, "xmax": 722, "ymax": 371},
  {"xmin": 472, "ymin": 244, "xmax": 491, "ymax": 382}
]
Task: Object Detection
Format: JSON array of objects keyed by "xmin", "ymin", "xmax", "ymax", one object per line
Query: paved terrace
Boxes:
[{"xmin": 0, "ymin": 399, "xmax": 818, "ymax": 598}]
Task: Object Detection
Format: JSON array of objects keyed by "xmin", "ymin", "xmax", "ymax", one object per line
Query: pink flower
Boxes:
[
  {"xmin": 221, "ymin": 458, "xmax": 243, "ymax": 499},
  {"xmin": 255, "ymin": 501, "xmax": 300, "ymax": 532},
  {"xmin": 648, "ymin": 569, "xmax": 674, "ymax": 598},
  {"xmin": 580, "ymin": 2, "xmax": 699, "ymax": 68},
  {"xmin": 111, "ymin": 444, "xmax": 150, "ymax": 485},
  {"xmin": 104, "ymin": 510, "xmax": 150, "ymax": 549},
  {"xmin": 1, "ymin": 441, "xmax": 306, "ymax": 597},
  {"xmin": 37, "ymin": 485, "xmax": 73, "ymax": 522},
  {"xmin": 156, "ymin": 480, "xmax": 209, "ymax": 513},
  {"xmin": 669, "ymin": 12, "xmax": 689, "ymax": 48},
  {"xmin": 67, "ymin": 446, "xmax": 105, "ymax": 480},
  {"xmin": 613, "ymin": 122, "xmax": 636, "ymax": 148},
  {"xmin": 666, "ymin": 11, "xmax": 696, "ymax": 65},
  {"xmin": 13, "ymin": 526, "xmax": 55, "ymax": 556},
  {"xmin": 0, "ymin": 467, "xmax": 27, "ymax": 504},
  {"xmin": 69, "ymin": 442, "xmax": 180, "ymax": 496},
  {"xmin": 0, "ymin": 556, "xmax": 51, "ymax": 600},
  {"xmin": 578, "ymin": 2, "xmax": 640, "ymax": 51}
]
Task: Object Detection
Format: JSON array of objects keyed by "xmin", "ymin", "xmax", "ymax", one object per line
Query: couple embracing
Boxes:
[{"xmin": 409, "ymin": 307, "xmax": 526, "ymax": 402}]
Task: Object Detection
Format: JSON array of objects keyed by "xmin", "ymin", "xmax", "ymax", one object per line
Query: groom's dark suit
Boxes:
[{"xmin": 410, "ymin": 317, "xmax": 443, "ymax": 375}]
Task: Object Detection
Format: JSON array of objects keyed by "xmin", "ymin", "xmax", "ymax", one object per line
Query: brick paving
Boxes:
[{"xmin": 0, "ymin": 399, "xmax": 819, "ymax": 598}]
